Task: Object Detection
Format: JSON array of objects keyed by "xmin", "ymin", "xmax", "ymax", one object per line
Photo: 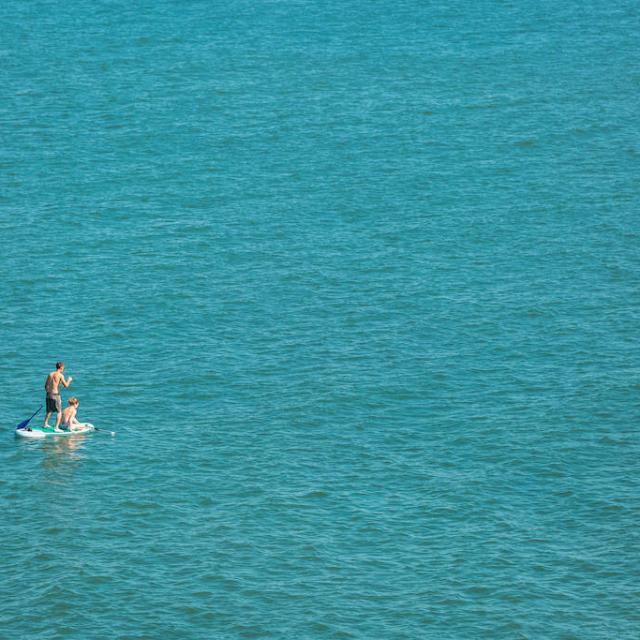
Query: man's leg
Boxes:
[
  {"xmin": 44, "ymin": 411, "xmax": 51, "ymax": 427},
  {"xmin": 54, "ymin": 410, "xmax": 63, "ymax": 431}
]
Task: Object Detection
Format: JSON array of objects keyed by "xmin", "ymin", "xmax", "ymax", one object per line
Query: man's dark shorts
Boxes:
[{"xmin": 46, "ymin": 394, "xmax": 61, "ymax": 413}]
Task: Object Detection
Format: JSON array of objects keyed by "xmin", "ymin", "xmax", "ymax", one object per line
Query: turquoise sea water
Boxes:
[{"xmin": 1, "ymin": 1, "xmax": 639, "ymax": 638}]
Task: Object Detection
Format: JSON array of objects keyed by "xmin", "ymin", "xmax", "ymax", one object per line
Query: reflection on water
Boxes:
[{"xmin": 40, "ymin": 434, "xmax": 89, "ymax": 482}]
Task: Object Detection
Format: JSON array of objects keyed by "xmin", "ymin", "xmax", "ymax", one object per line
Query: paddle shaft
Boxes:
[{"xmin": 93, "ymin": 427, "xmax": 116, "ymax": 436}]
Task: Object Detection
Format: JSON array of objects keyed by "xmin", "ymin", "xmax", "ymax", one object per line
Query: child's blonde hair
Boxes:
[{"xmin": 68, "ymin": 397, "xmax": 78, "ymax": 406}]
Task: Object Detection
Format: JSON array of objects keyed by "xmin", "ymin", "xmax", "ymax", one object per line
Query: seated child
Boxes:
[{"xmin": 61, "ymin": 397, "xmax": 82, "ymax": 431}]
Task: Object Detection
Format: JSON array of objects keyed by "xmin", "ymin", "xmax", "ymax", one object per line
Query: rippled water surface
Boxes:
[{"xmin": 1, "ymin": 1, "xmax": 639, "ymax": 638}]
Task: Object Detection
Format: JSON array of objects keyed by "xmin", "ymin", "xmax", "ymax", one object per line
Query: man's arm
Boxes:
[{"xmin": 60, "ymin": 373, "xmax": 73, "ymax": 388}]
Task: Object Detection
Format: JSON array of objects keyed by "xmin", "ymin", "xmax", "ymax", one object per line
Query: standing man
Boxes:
[{"xmin": 44, "ymin": 361, "xmax": 73, "ymax": 431}]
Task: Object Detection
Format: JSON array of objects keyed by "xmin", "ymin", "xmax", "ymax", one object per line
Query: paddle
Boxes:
[
  {"xmin": 16, "ymin": 406, "xmax": 42, "ymax": 430},
  {"xmin": 93, "ymin": 426, "xmax": 116, "ymax": 437}
]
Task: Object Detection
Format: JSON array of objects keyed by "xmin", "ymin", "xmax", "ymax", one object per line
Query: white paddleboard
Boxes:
[{"xmin": 15, "ymin": 423, "xmax": 95, "ymax": 439}]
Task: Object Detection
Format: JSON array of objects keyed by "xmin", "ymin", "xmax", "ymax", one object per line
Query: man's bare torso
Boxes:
[{"xmin": 45, "ymin": 371, "xmax": 62, "ymax": 395}]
